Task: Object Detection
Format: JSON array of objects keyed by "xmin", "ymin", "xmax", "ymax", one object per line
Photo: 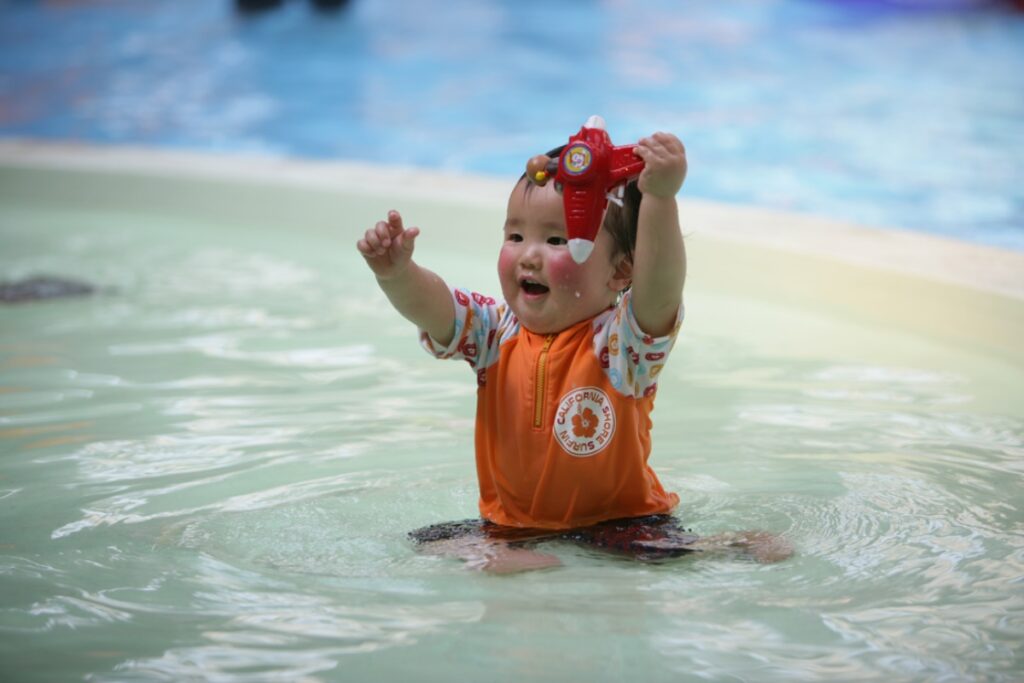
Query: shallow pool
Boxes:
[{"xmin": 1, "ymin": 155, "xmax": 1022, "ymax": 682}]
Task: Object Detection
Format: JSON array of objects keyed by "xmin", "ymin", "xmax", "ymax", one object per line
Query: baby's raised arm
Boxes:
[
  {"xmin": 357, "ymin": 210, "xmax": 456, "ymax": 346},
  {"xmin": 629, "ymin": 133, "xmax": 688, "ymax": 337}
]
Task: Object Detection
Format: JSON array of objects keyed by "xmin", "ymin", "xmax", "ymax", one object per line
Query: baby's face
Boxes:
[{"xmin": 499, "ymin": 180, "xmax": 624, "ymax": 334}]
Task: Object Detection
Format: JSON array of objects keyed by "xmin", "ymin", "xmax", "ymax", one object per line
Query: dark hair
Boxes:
[{"xmin": 520, "ymin": 145, "xmax": 641, "ymax": 265}]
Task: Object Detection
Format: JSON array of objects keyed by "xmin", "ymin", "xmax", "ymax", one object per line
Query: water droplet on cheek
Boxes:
[{"xmin": 575, "ymin": 291, "xmax": 581, "ymax": 298}]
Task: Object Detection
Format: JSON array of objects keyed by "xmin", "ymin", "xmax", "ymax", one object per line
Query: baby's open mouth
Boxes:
[{"xmin": 520, "ymin": 279, "xmax": 549, "ymax": 295}]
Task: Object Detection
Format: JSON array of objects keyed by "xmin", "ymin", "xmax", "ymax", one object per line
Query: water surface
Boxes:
[
  {"xmin": 0, "ymin": 177, "xmax": 1021, "ymax": 681},
  {"xmin": 1, "ymin": 0, "xmax": 1023, "ymax": 248}
]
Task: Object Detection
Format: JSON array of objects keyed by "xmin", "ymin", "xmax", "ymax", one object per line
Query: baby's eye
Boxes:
[
  {"xmin": 547, "ymin": 236, "xmax": 568, "ymax": 246},
  {"xmin": 506, "ymin": 233, "xmax": 523, "ymax": 243}
]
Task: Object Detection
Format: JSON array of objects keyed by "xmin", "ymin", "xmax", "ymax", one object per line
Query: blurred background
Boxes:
[{"xmin": 1, "ymin": 0, "xmax": 1022, "ymax": 248}]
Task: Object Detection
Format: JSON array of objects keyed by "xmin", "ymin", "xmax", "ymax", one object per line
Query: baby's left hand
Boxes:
[{"xmin": 635, "ymin": 132, "xmax": 687, "ymax": 198}]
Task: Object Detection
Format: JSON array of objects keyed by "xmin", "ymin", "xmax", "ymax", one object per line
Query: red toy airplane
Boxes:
[{"xmin": 526, "ymin": 115, "xmax": 646, "ymax": 263}]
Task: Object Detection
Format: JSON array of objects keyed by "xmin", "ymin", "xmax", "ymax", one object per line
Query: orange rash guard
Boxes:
[{"xmin": 421, "ymin": 288, "xmax": 681, "ymax": 530}]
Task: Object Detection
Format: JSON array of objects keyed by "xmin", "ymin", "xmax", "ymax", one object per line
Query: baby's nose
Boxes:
[{"xmin": 519, "ymin": 242, "xmax": 543, "ymax": 268}]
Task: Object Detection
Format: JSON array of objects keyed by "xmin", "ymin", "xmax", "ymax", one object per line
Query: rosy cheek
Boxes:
[{"xmin": 547, "ymin": 251, "xmax": 584, "ymax": 289}]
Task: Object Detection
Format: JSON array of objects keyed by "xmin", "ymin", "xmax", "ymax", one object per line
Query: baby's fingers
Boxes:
[
  {"xmin": 649, "ymin": 131, "xmax": 684, "ymax": 150},
  {"xmin": 634, "ymin": 140, "xmax": 665, "ymax": 164},
  {"xmin": 373, "ymin": 219, "xmax": 395, "ymax": 254},
  {"xmin": 394, "ymin": 225, "xmax": 420, "ymax": 255},
  {"xmin": 637, "ymin": 133, "xmax": 683, "ymax": 158},
  {"xmin": 357, "ymin": 221, "xmax": 390, "ymax": 257},
  {"xmin": 387, "ymin": 210, "xmax": 406, "ymax": 238}
]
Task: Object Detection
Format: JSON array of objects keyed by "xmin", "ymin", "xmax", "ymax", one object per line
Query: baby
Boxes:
[{"xmin": 358, "ymin": 130, "xmax": 788, "ymax": 572}]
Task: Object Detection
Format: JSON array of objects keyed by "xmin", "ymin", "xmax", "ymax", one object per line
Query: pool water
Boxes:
[
  {"xmin": 1, "ymin": 0, "xmax": 1023, "ymax": 248},
  {"xmin": 0, "ymin": 161, "xmax": 1022, "ymax": 681}
]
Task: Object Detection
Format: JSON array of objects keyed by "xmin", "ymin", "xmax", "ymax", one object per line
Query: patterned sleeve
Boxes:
[
  {"xmin": 593, "ymin": 290, "xmax": 683, "ymax": 399},
  {"xmin": 419, "ymin": 287, "xmax": 513, "ymax": 377}
]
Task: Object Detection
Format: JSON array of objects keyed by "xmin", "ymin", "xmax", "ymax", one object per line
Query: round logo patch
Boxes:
[
  {"xmin": 553, "ymin": 386, "xmax": 616, "ymax": 457},
  {"xmin": 562, "ymin": 143, "xmax": 593, "ymax": 176}
]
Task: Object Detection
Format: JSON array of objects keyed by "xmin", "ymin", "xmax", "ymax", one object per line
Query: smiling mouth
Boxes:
[{"xmin": 520, "ymin": 279, "xmax": 550, "ymax": 296}]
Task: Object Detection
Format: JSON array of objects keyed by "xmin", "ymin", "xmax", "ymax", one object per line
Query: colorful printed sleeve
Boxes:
[
  {"xmin": 592, "ymin": 290, "xmax": 683, "ymax": 399},
  {"xmin": 419, "ymin": 287, "xmax": 515, "ymax": 378}
]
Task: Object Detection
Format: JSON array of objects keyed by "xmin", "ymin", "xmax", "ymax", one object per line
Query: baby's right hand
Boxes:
[{"xmin": 356, "ymin": 210, "xmax": 420, "ymax": 280}]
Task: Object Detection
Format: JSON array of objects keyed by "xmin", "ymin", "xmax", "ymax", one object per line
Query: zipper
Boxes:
[{"xmin": 533, "ymin": 334, "xmax": 556, "ymax": 428}]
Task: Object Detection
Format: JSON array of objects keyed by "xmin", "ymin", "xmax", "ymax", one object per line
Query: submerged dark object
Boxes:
[
  {"xmin": 235, "ymin": 0, "xmax": 284, "ymax": 12},
  {"xmin": 0, "ymin": 276, "xmax": 96, "ymax": 303},
  {"xmin": 234, "ymin": 0, "xmax": 350, "ymax": 12},
  {"xmin": 311, "ymin": 0, "xmax": 350, "ymax": 9}
]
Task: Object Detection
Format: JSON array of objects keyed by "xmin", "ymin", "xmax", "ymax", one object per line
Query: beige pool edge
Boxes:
[
  {"xmin": 2, "ymin": 138, "xmax": 1022, "ymax": 374},
  {"xmin": 3, "ymin": 139, "xmax": 1021, "ymax": 303}
]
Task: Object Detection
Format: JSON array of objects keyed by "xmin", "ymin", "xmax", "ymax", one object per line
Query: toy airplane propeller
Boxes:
[{"xmin": 526, "ymin": 115, "xmax": 645, "ymax": 263}]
